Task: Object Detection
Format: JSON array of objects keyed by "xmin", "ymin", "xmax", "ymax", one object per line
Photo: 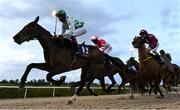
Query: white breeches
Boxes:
[
  {"xmin": 104, "ymin": 46, "xmax": 112, "ymax": 54},
  {"xmin": 73, "ymin": 26, "xmax": 87, "ymax": 37}
]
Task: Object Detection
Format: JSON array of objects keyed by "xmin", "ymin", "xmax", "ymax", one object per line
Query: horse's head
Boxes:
[
  {"xmin": 13, "ymin": 16, "xmax": 40, "ymax": 45},
  {"xmin": 126, "ymin": 57, "xmax": 135, "ymax": 67},
  {"xmin": 132, "ymin": 36, "xmax": 146, "ymax": 48}
]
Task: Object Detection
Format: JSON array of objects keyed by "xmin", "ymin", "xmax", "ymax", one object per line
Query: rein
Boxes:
[{"xmin": 143, "ymin": 56, "xmax": 153, "ymax": 62}]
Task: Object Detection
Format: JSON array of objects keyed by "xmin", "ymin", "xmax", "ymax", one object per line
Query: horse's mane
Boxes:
[
  {"xmin": 50, "ymin": 37, "xmax": 74, "ymax": 49},
  {"xmin": 37, "ymin": 23, "xmax": 53, "ymax": 38},
  {"xmin": 36, "ymin": 23, "xmax": 74, "ymax": 49}
]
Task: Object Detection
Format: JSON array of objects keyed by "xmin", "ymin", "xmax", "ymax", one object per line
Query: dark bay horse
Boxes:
[
  {"xmin": 68, "ymin": 49, "xmax": 126, "ymax": 104},
  {"xmin": 70, "ymin": 55, "xmax": 125, "ymax": 96},
  {"xmin": 118, "ymin": 57, "xmax": 139, "ymax": 93},
  {"xmin": 172, "ymin": 64, "xmax": 180, "ymax": 86},
  {"xmin": 13, "ymin": 16, "xmax": 97, "ymax": 88},
  {"xmin": 132, "ymin": 36, "xmax": 164, "ymax": 97}
]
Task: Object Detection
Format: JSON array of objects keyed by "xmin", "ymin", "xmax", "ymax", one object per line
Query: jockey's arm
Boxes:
[{"xmin": 63, "ymin": 17, "xmax": 75, "ymax": 39}]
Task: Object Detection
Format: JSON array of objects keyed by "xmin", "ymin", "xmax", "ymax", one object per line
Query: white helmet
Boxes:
[{"xmin": 91, "ymin": 35, "xmax": 98, "ymax": 41}]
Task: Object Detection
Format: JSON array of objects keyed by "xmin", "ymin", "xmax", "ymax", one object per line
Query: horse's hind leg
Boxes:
[
  {"xmin": 87, "ymin": 79, "xmax": 98, "ymax": 96},
  {"xmin": 70, "ymin": 81, "xmax": 81, "ymax": 94},
  {"xmin": 46, "ymin": 65, "xmax": 69, "ymax": 86},
  {"xmin": 20, "ymin": 63, "xmax": 50, "ymax": 88},
  {"xmin": 99, "ymin": 77, "xmax": 108, "ymax": 94},
  {"xmin": 118, "ymin": 79, "xmax": 126, "ymax": 93},
  {"xmin": 107, "ymin": 75, "xmax": 116, "ymax": 93}
]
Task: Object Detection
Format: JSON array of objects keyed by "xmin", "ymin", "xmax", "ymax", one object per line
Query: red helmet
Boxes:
[
  {"xmin": 139, "ymin": 29, "xmax": 148, "ymax": 36},
  {"xmin": 91, "ymin": 35, "xmax": 98, "ymax": 44}
]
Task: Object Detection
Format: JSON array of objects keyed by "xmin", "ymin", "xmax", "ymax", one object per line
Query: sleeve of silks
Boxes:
[
  {"xmin": 61, "ymin": 24, "xmax": 66, "ymax": 35},
  {"xmin": 63, "ymin": 17, "xmax": 75, "ymax": 38}
]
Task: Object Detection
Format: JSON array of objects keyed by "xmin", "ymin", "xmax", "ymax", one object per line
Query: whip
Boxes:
[{"xmin": 52, "ymin": 10, "xmax": 58, "ymax": 36}]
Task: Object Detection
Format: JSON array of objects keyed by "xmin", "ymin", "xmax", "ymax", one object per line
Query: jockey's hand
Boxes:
[
  {"xmin": 58, "ymin": 34, "xmax": 64, "ymax": 38},
  {"xmin": 99, "ymin": 48, "xmax": 105, "ymax": 53}
]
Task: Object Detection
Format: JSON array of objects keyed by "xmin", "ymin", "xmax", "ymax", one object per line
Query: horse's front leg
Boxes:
[
  {"xmin": 20, "ymin": 63, "xmax": 50, "ymax": 88},
  {"xmin": 46, "ymin": 65, "xmax": 70, "ymax": 86}
]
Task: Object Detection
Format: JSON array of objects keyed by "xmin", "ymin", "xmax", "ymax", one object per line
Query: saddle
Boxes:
[{"xmin": 147, "ymin": 52, "xmax": 164, "ymax": 65}]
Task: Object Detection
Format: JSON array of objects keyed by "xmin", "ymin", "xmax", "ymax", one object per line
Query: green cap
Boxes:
[{"xmin": 56, "ymin": 10, "xmax": 66, "ymax": 18}]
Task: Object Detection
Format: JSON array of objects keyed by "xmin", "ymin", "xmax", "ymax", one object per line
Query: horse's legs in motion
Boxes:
[
  {"xmin": 70, "ymin": 81, "xmax": 81, "ymax": 94},
  {"xmin": 72, "ymin": 70, "xmax": 88, "ymax": 96},
  {"xmin": 68, "ymin": 78, "xmax": 86, "ymax": 105},
  {"xmin": 87, "ymin": 79, "xmax": 98, "ymax": 96},
  {"xmin": 107, "ymin": 75, "xmax": 116, "ymax": 93},
  {"xmin": 99, "ymin": 77, "xmax": 108, "ymax": 94},
  {"xmin": 155, "ymin": 80, "xmax": 164, "ymax": 97},
  {"xmin": 46, "ymin": 65, "xmax": 70, "ymax": 86},
  {"xmin": 118, "ymin": 78, "xmax": 126, "ymax": 93},
  {"xmin": 20, "ymin": 63, "xmax": 50, "ymax": 88}
]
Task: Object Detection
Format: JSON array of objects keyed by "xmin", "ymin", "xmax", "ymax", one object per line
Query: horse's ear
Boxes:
[{"xmin": 34, "ymin": 16, "xmax": 39, "ymax": 23}]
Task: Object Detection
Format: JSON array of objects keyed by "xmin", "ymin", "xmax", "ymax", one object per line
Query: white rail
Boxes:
[{"xmin": 0, "ymin": 86, "xmax": 116, "ymax": 98}]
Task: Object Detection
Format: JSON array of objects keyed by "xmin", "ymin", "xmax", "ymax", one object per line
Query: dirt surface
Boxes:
[{"xmin": 0, "ymin": 94, "xmax": 180, "ymax": 109}]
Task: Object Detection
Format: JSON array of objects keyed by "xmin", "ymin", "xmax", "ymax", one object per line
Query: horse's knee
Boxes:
[
  {"xmin": 46, "ymin": 73, "xmax": 52, "ymax": 82},
  {"xmin": 27, "ymin": 63, "xmax": 35, "ymax": 68}
]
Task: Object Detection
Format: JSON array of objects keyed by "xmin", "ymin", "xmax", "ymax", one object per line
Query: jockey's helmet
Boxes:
[
  {"xmin": 56, "ymin": 10, "xmax": 66, "ymax": 22},
  {"xmin": 159, "ymin": 50, "xmax": 165, "ymax": 55},
  {"xmin": 139, "ymin": 29, "xmax": 148, "ymax": 37},
  {"xmin": 91, "ymin": 35, "xmax": 98, "ymax": 44}
]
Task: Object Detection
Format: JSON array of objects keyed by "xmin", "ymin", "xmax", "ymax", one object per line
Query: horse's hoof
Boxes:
[
  {"xmin": 94, "ymin": 94, "xmax": 98, "ymax": 96},
  {"xmin": 67, "ymin": 100, "xmax": 73, "ymax": 105},
  {"xmin": 156, "ymin": 95, "xmax": 165, "ymax": 99},
  {"xmin": 106, "ymin": 89, "xmax": 112, "ymax": 93},
  {"xmin": 129, "ymin": 94, "xmax": 134, "ymax": 99},
  {"xmin": 19, "ymin": 83, "xmax": 25, "ymax": 89}
]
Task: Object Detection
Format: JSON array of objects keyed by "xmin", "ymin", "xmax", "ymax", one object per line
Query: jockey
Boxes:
[
  {"xmin": 91, "ymin": 35, "xmax": 113, "ymax": 68},
  {"xmin": 159, "ymin": 49, "xmax": 172, "ymax": 62},
  {"xmin": 55, "ymin": 9, "xmax": 87, "ymax": 54},
  {"xmin": 139, "ymin": 29, "xmax": 164, "ymax": 64}
]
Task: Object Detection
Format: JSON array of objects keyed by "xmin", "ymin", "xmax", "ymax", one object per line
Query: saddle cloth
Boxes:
[{"xmin": 78, "ymin": 42, "xmax": 89, "ymax": 55}]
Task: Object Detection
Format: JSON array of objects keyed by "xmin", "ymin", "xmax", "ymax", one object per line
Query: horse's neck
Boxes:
[
  {"xmin": 138, "ymin": 45, "xmax": 147, "ymax": 63},
  {"xmin": 132, "ymin": 60, "xmax": 139, "ymax": 70},
  {"xmin": 37, "ymin": 26, "xmax": 54, "ymax": 51}
]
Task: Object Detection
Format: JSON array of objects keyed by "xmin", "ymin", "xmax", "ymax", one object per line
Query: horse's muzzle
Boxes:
[{"xmin": 13, "ymin": 35, "xmax": 22, "ymax": 45}]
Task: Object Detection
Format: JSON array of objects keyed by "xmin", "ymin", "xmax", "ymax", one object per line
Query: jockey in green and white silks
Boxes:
[
  {"xmin": 61, "ymin": 16, "xmax": 87, "ymax": 39},
  {"xmin": 55, "ymin": 9, "xmax": 87, "ymax": 54}
]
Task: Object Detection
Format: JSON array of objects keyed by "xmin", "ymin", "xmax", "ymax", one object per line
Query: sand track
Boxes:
[{"xmin": 0, "ymin": 94, "xmax": 180, "ymax": 109}]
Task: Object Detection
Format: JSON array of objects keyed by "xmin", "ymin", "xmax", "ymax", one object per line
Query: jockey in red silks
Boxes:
[
  {"xmin": 139, "ymin": 29, "xmax": 164, "ymax": 64},
  {"xmin": 91, "ymin": 35, "xmax": 113, "ymax": 68}
]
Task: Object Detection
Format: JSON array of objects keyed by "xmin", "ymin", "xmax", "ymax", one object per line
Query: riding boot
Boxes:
[
  {"xmin": 104, "ymin": 54, "xmax": 114, "ymax": 68},
  {"xmin": 71, "ymin": 36, "xmax": 81, "ymax": 55}
]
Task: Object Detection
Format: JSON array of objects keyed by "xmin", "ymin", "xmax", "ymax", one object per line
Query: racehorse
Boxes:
[
  {"xmin": 132, "ymin": 36, "xmax": 164, "ymax": 97},
  {"xmin": 13, "ymin": 16, "xmax": 101, "ymax": 88},
  {"xmin": 70, "ymin": 55, "xmax": 125, "ymax": 96},
  {"xmin": 118, "ymin": 57, "xmax": 139, "ymax": 93},
  {"xmin": 172, "ymin": 64, "xmax": 180, "ymax": 86},
  {"xmin": 159, "ymin": 50, "xmax": 180, "ymax": 87}
]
